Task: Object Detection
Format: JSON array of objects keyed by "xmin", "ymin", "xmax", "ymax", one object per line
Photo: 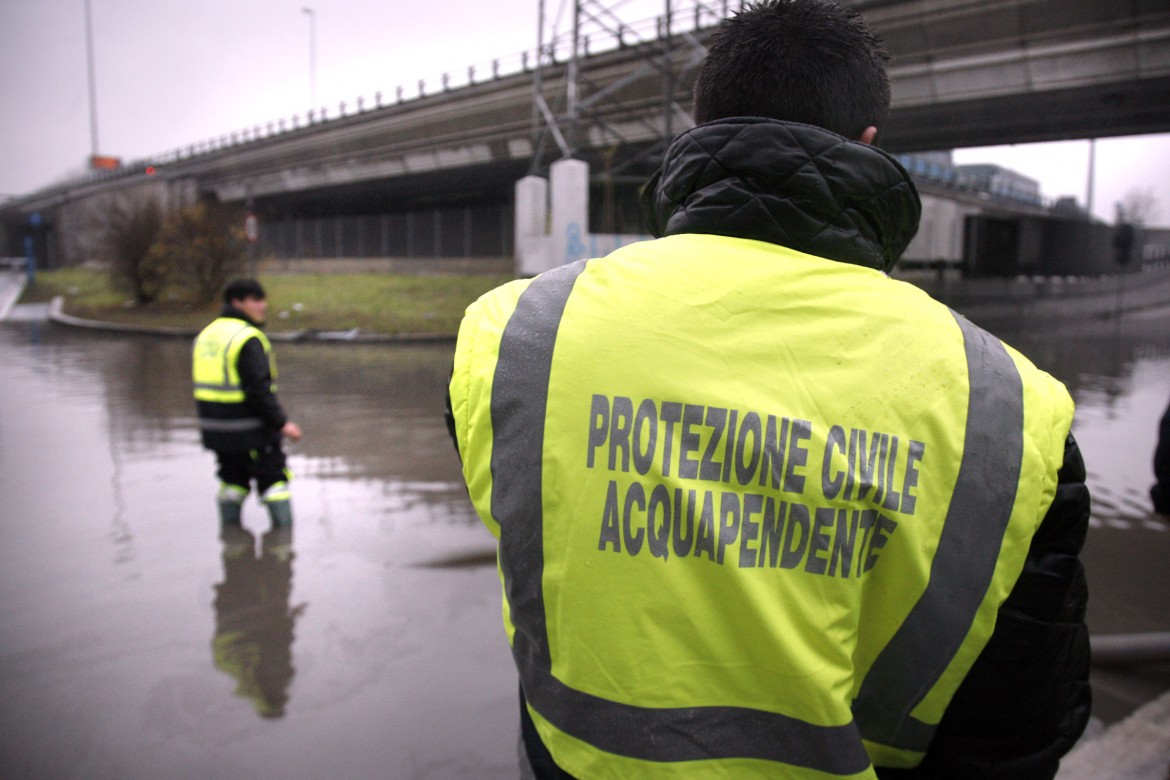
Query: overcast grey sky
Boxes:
[{"xmin": 1, "ymin": 0, "xmax": 1167, "ymax": 224}]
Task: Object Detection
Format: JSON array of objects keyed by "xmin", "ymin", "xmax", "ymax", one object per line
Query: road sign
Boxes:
[{"xmin": 89, "ymin": 155, "xmax": 121, "ymax": 171}]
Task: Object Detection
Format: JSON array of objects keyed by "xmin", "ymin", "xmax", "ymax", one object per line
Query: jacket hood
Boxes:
[{"xmin": 641, "ymin": 118, "xmax": 921, "ymax": 272}]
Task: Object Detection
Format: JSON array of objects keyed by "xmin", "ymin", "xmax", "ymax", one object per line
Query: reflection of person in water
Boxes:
[
  {"xmin": 212, "ymin": 526, "xmax": 306, "ymax": 718},
  {"xmin": 1153, "ymin": 396, "xmax": 1170, "ymax": 520}
]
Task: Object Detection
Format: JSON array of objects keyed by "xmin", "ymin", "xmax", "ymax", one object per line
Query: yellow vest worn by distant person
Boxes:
[
  {"xmin": 193, "ymin": 316, "xmax": 275, "ymax": 415},
  {"xmin": 449, "ymin": 234, "xmax": 1074, "ymax": 779}
]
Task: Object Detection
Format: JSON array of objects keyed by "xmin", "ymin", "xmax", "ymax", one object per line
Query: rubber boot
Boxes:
[
  {"xmin": 218, "ymin": 499, "xmax": 242, "ymax": 526},
  {"xmin": 216, "ymin": 484, "xmax": 251, "ymax": 554},
  {"xmin": 266, "ymin": 499, "xmax": 293, "ymax": 529},
  {"xmin": 261, "ymin": 481, "xmax": 293, "ymax": 530},
  {"xmin": 262, "ymin": 493, "xmax": 294, "ymax": 561},
  {"xmin": 217, "ymin": 483, "xmax": 248, "ymax": 528}
]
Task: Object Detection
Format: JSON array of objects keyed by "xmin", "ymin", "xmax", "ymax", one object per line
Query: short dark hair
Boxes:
[
  {"xmin": 692, "ymin": 0, "xmax": 891, "ymax": 138},
  {"xmin": 223, "ymin": 278, "xmax": 266, "ymax": 304}
]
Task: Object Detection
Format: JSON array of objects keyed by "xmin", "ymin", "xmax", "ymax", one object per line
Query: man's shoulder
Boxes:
[
  {"xmin": 463, "ymin": 275, "xmax": 538, "ymax": 324},
  {"xmin": 196, "ymin": 316, "xmax": 265, "ymax": 344},
  {"xmin": 195, "ymin": 316, "xmax": 230, "ymax": 340}
]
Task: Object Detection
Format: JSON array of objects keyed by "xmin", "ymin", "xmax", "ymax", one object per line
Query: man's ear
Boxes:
[{"xmin": 859, "ymin": 126, "xmax": 878, "ymax": 145}]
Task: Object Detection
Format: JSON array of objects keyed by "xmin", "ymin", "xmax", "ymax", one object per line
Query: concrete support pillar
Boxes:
[
  {"xmin": 551, "ymin": 158, "xmax": 589, "ymax": 267},
  {"xmin": 513, "ymin": 159, "xmax": 589, "ymax": 276},
  {"xmin": 515, "ymin": 175, "xmax": 547, "ymax": 240},
  {"xmin": 514, "ymin": 175, "xmax": 549, "ymax": 277}
]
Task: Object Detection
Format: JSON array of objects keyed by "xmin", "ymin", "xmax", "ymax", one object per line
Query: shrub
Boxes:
[
  {"xmin": 150, "ymin": 201, "xmax": 248, "ymax": 305},
  {"xmin": 99, "ymin": 194, "xmax": 167, "ymax": 304}
]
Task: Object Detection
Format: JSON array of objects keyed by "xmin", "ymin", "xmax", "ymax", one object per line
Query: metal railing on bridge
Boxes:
[{"xmin": 18, "ymin": 0, "xmax": 744, "ymax": 202}]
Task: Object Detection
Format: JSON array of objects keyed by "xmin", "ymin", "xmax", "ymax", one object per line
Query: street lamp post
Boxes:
[
  {"xmin": 302, "ymin": 7, "xmax": 317, "ymax": 108},
  {"xmin": 84, "ymin": 0, "xmax": 100, "ymax": 158}
]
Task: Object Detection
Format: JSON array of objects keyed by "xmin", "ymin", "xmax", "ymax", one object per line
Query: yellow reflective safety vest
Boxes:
[
  {"xmin": 193, "ymin": 316, "xmax": 276, "ymax": 438},
  {"xmin": 449, "ymin": 234, "xmax": 1074, "ymax": 779}
]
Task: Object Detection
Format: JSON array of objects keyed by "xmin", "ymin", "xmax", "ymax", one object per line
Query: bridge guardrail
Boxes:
[{"xmin": 5, "ymin": 0, "xmax": 744, "ymax": 208}]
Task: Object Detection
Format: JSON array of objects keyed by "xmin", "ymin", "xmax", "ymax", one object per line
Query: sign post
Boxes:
[
  {"xmin": 244, "ymin": 211, "xmax": 259, "ymax": 276},
  {"xmin": 25, "ymin": 212, "xmax": 42, "ymax": 285}
]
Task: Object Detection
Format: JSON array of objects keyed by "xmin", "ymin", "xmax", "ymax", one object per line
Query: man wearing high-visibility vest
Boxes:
[
  {"xmin": 448, "ymin": 1, "xmax": 1091, "ymax": 777},
  {"xmin": 193, "ymin": 278, "xmax": 302, "ymax": 534}
]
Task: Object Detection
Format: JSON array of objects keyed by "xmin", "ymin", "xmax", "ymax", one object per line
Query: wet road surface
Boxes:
[
  {"xmin": 0, "ymin": 300, "xmax": 1167, "ymax": 778},
  {"xmin": 0, "ymin": 321, "xmax": 518, "ymax": 779}
]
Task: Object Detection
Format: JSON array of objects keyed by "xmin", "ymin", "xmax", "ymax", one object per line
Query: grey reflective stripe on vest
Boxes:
[
  {"xmin": 198, "ymin": 416, "xmax": 265, "ymax": 432},
  {"xmin": 491, "ymin": 261, "xmax": 586, "ymax": 680},
  {"xmin": 522, "ymin": 662, "xmax": 869, "ymax": 771},
  {"xmin": 489, "ymin": 260, "xmax": 870, "ymax": 775},
  {"xmin": 852, "ymin": 311, "xmax": 1024, "ymax": 752},
  {"xmin": 223, "ymin": 323, "xmax": 257, "ymax": 386}
]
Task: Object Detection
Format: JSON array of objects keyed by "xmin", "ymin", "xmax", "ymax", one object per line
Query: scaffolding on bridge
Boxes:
[{"xmin": 527, "ymin": 0, "xmax": 745, "ymax": 182}]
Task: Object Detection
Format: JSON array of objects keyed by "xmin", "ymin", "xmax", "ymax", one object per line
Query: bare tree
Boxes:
[
  {"xmin": 150, "ymin": 201, "xmax": 247, "ymax": 305},
  {"xmin": 1117, "ymin": 187, "xmax": 1159, "ymax": 226},
  {"xmin": 97, "ymin": 193, "xmax": 168, "ymax": 304}
]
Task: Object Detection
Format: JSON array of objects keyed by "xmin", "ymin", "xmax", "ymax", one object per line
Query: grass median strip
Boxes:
[{"xmin": 22, "ymin": 268, "xmax": 514, "ymax": 337}]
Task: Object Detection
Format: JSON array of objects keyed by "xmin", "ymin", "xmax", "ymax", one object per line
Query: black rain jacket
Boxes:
[
  {"xmin": 635, "ymin": 117, "xmax": 1092, "ymax": 780},
  {"xmin": 195, "ymin": 305, "xmax": 288, "ymax": 452}
]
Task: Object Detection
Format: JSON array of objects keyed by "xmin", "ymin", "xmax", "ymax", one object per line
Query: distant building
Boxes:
[
  {"xmin": 954, "ymin": 164, "xmax": 1043, "ymax": 207},
  {"xmin": 1051, "ymin": 196, "xmax": 1091, "ymax": 220},
  {"xmin": 896, "ymin": 154, "xmax": 1043, "ymax": 209},
  {"xmin": 911, "ymin": 151, "xmax": 955, "ymax": 167}
]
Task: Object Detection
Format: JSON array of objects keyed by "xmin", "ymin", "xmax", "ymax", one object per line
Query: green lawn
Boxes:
[{"xmin": 22, "ymin": 268, "xmax": 514, "ymax": 336}]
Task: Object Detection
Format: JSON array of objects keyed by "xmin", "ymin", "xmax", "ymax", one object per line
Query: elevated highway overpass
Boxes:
[{"xmin": 3, "ymin": 0, "xmax": 1168, "ymax": 268}]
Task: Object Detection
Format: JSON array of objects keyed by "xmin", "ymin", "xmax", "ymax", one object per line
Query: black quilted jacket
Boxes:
[
  {"xmin": 640, "ymin": 117, "xmax": 921, "ymax": 272},
  {"xmin": 636, "ymin": 117, "xmax": 1092, "ymax": 780}
]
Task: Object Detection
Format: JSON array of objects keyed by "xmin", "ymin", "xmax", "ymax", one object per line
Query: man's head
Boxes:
[
  {"xmin": 692, "ymin": 0, "xmax": 890, "ymax": 141},
  {"xmin": 223, "ymin": 278, "xmax": 268, "ymax": 325}
]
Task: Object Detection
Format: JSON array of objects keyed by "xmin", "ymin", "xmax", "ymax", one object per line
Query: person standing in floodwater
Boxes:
[
  {"xmin": 1153, "ymin": 395, "xmax": 1170, "ymax": 519},
  {"xmin": 192, "ymin": 278, "xmax": 302, "ymax": 534}
]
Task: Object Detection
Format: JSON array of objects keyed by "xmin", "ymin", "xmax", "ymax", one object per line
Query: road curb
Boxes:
[
  {"xmin": 46, "ymin": 296, "xmax": 456, "ymax": 344},
  {"xmin": 0, "ymin": 271, "xmax": 28, "ymax": 321}
]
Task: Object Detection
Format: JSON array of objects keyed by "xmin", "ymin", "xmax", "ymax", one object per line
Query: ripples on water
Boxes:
[
  {"xmin": 0, "ymin": 322, "xmax": 518, "ymax": 780},
  {"xmin": 1003, "ymin": 313, "xmax": 1170, "ymax": 533}
]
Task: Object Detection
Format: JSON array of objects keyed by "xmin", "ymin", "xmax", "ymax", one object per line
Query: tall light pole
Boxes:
[
  {"xmin": 1086, "ymin": 137, "xmax": 1097, "ymax": 221},
  {"xmin": 302, "ymin": 7, "xmax": 317, "ymax": 108},
  {"xmin": 84, "ymin": 0, "xmax": 100, "ymax": 158}
]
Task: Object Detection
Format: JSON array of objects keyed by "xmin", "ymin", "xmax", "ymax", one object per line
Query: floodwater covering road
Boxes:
[{"xmin": 0, "ymin": 298, "xmax": 1167, "ymax": 779}]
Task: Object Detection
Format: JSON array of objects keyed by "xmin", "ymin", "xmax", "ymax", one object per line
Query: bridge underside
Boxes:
[
  {"xmin": 255, "ymin": 159, "xmax": 533, "ymax": 218},
  {"xmin": 884, "ymin": 77, "xmax": 1170, "ymax": 152}
]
